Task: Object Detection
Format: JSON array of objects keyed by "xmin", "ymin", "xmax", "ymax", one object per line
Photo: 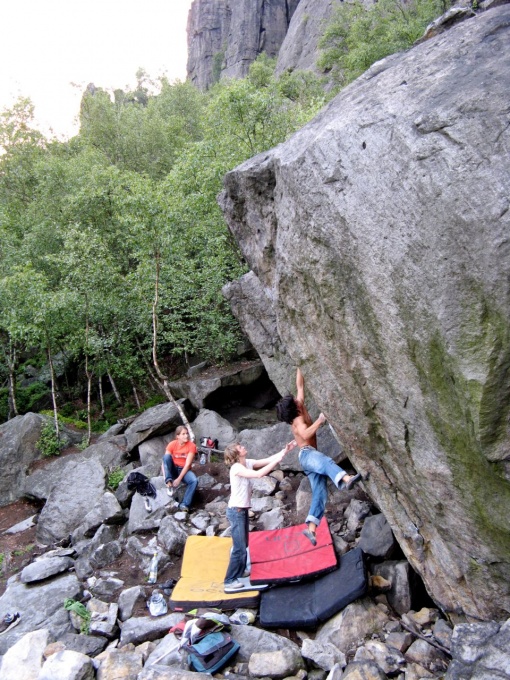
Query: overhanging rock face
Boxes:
[{"xmin": 219, "ymin": 6, "xmax": 510, "ymax": 621}]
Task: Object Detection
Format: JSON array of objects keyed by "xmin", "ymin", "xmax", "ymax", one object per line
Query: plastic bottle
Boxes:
[
  {"xmin": 199, "ymin": 452, "xmax": 206, "ymax": 465},
  {"xmin": 147, "ymin": 552, "xmax": 159, "ymax": 584},
  {"xmin": 148, "ymin": 589, "xmax": 167, "ymax": 616},
  {"xmin": 230, "ymin": 609, "xmax": 255, "ymax": 625}
]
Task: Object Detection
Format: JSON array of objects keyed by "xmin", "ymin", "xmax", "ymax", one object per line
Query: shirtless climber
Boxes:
[{"xmin": 276, "ymin": 368, "xmax": 361, "ymax": 545}]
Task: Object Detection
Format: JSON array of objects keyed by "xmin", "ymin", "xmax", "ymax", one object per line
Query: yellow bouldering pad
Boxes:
[{"xmin": 169, "ymin": 535, "xmax": 260, "ymax": 611}]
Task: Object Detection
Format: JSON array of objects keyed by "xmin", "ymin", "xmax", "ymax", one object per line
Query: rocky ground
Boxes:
[{"xmin": 0, "ymin": 397, "xmax": 509, "ymax": 679}]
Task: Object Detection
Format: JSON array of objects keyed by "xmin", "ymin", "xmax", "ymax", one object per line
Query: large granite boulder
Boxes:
[
  {"xmin": 36, "ymin": 458, "xmax": 106, "ymax": 545},
  {"xmin": 0, "ymin": 413, "xmax": 46, "ymax": 506},
  {"xmin": 0, "ymin": 572, "xmax": 81, "ymax": 655},
  {"xmin": 219, "ymin": 6, "xmax": 510, "ymax": 620},
  {"xmin": 24, "ymin": 436, "xmax": 129, "ymax": 502},
  {"xmin": 124, "ymin": 400, "xmax": 194, "ymax": 451},
  {"xmin": 0, "ymin": 413, "xmax": 81, "ymax": 506}
]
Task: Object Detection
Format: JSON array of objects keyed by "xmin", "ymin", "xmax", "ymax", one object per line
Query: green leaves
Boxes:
[
  {"xmin": 0, "ymin": 61, "xmax": 327, "ymax": 418},
  {"xmin": 318, "ymin": 0, "xmax": 447, "ymax": 86}
]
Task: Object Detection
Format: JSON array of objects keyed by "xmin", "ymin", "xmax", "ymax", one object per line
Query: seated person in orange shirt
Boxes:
[{"xmin": 163, "ymin": 425, "xmax": 198, "ymax": 512}]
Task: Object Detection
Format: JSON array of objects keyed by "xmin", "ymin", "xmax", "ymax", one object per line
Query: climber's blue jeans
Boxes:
[
  {"xmin": 224, "ymin": 507, "xmax": 249, "ymax": 584},
  {"xmin": 162, "ymin": 454, "xmax": 198, "ymax": 509},
  {"xmin": 299, "ymin": 446, "xmax": 346, "ymax": 526}
]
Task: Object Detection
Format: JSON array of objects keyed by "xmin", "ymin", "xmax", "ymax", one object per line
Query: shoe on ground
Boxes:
[
  {"xmin": 224, "ymin": 579, "xmax": 244, "ymax": 592},
  {"xmin": 0, "ymin": 612, "xmax": 21, "ymax": 636},
  {"xmin": 178, "ymin": 504, "xmax": 189, "ymax": 513},
  {"xmin": 144, "ymin": 497, "xmax": 152, "ymax": 512}
]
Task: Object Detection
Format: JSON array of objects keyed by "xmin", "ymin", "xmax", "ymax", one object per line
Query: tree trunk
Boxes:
[
  {"xmin": 84, "ymin": 309, "xmax": 92, "ymax": 447},
  {"xmin": 98, "ymin": 375, "xmax": 105, "ymax": 417},
  {"xmin": 6, "ymin": 341, "xmax": 18, "ymax": 419},
  {"xmin": 151, "ymin": 250, "xmax": 194, "ymax": 440},
  {"xmin": 131, "ymin": 381, "xmax": 141, "ymax": 410},
  {"xmin": 47, "ymin": 346, "xmax": 59, "ymax": 438},
  {"xmin": 108, "ymin": 371, "xmax": 122, "ymax": 404},
  {"xmin": 86, "ymin": 361, "xmax": 92, "ymax": 446}
]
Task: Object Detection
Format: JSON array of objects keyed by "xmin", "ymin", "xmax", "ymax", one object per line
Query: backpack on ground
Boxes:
[
  {"xmin": 126, "ymin": 471, "xmax": 157, "ymax": 498},
  {"xmin": 199, "ymin": 436, "xmax": 219, "ymax": 449},
  {"xmin": 185, "ymin": 630, "xmax": 240, "ymax": 673}
]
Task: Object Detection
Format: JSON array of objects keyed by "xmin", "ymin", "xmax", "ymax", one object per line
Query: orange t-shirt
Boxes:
[{"xmin": 165, "ymin": 440, "xmax": 197, "ymax": 467}]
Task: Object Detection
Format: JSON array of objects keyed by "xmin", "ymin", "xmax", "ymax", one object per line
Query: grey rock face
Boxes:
[
  {"xmin": 223, "ymin": 272, "xmax": 293, "ymax": 396},
  {"xmin": 170, "ymin": 361, "xmax": 266, "ymax": 410},
  {"xmin": 39, "ymin": 649, "xmax": 96, "ymax": 680},
  {"xmin": 301, "ymin": 638, "xmax": 346, "ymax": 671},
  {"xmin": 0, "ymin": 628, "xmax": 50, "ymax": 679},
  {"xmin": 36, "ymin": 458, "xmax": 106, "ymax": 545},
  {"xmin": 191, "ymin": 409, "xmax": 237, "ymax": 448},
  {"xmin": 276, "ymin": 0, "xmax": 335, "ymax": 75},
  {"xmin": 372, "ymin": 561, "xmax": 414, "ymax": 616},
  {"xmin": 59, "ymin": 632, "xmax": 108, "ymax": 657},
  {"xmin": 445, "ymin": 618, "xmax": 510, "ymax": 680},
  {"xmin": 20, "ymin": 556, "xmax": 74, "ymax": 584},
  {"xmin": 316, "ymin": 598, "xmax": 390, "ymax": 654},
  {"xmin": 229, "ymin": 624, "xmax": 303, "ymax": 663},
  {"xmin": 187, "ymin": 0, "xmax": 300, "ymax": 90},
  {"xmin": 219, "ymin": 6, "xmax": 510, "ymax": 620},
  {"xmin": 358, "ymin": 513, "xmax": 396, "ymax": 558},
  {"xmin": 118, "ymin": 585, "xmax": 146, "ymax": 622},
  {"xmin": 139, "ymin": 435, "xmax": 173, "ymax": 476},
  {"xmin": 124, "ymin": 401, "xmax": 192, "ymax": 451},
  {"xmin": 25, "ymin": 437, "xmax": 128, "ymax": 502},
  {"xmin": 95, "ymin": 648, "xmax": 143, "ymax": 679},
  {"xmin": 0, "ymin": 572, "xmax": 82, "ymax": 655},
  {"xmin": 248, "ymin": 646, "xmax": 304, "ymax": 678},
  {"xmin": 186, "ymin": 0, "xmax": 231, "ymax": 90},
  {"xmin": 119, "ymin": 613, "xmax": 183, "ymax": 646},
  {"xmin": 0, "ymin": 413, "xmax": 45, "ymax": 506}
]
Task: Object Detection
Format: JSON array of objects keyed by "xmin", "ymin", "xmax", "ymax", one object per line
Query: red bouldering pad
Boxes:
[{"xmin": 248, "ymin": 518, "xmax": 337, "ymax": 585}]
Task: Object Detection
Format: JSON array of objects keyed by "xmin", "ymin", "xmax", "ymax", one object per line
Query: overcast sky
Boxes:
[{"xmin": 0, "ymin": 0, "xmax": 194, "ymax": 139}]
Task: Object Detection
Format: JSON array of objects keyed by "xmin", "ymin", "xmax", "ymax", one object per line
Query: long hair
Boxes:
[
  {"xmin": 276, "ymin": 395, "xmax": 299, "ymax": 424},
  {"xmin": 224, "ymin": 442, "xmax": 241, "ymax": 467}
]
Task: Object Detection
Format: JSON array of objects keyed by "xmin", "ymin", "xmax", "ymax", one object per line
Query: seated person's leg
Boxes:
[
  {"xmin": 181, "ymin": 469, "xmax": 198, "ymax": 509},
  {"xmin": 162, "ymin": 454, "xmax": 177, "ymax": 485}
]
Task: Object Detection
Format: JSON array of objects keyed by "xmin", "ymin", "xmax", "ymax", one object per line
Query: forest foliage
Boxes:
[
  {"xmin": 0, "ymin": 0, "xmax": 446, "ymax": 426},
  {"xmin": 318, "ymin": 0, "xmax": 448, "ymax": 86},
  {"xmin": 0, "ymin": 60, "xmax": 327, "ymax": 424}
]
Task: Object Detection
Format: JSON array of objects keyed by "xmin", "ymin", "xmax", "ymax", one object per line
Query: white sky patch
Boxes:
[{"xmin": 0, "ymin": 0, "xmax": 194, "ymax": 139}]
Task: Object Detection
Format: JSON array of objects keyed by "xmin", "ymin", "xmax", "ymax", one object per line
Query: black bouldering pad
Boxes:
[{"xmin": 259, "ymin": 547, "xmax": 367, "ymax": 629}]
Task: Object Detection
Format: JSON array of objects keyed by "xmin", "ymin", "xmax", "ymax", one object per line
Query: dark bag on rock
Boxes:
[
  {"xmin": 186, "ymin": 630, "xmax": 240, "ymax": 673},
  {"xmin": 126, "ymin": 471, "xmax": 157, "ymax": 498}
]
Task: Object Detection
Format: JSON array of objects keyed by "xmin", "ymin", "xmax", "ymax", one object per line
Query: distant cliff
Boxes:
[{"xmin": 187, "ymin": 0, "xmax": 332, "ymax": 90}]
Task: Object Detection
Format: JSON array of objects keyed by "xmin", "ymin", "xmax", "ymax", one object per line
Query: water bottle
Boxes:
[
  {"xmin": 199, "ymin": 452, "xmax": 206, "ymax": 465},
  {"xmin": 148, "ymin": 589, "xmax": 167, "ymax": 616},
  {"xmin": 230, "ymin": 608, "xmax": 255, "ymax": 625},
  {"xmin": 148, "ymin": 552, "xmax": 159, "ymax": 584}
]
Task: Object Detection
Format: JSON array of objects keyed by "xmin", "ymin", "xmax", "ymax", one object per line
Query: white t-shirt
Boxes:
[{"xmin": 228, "ymin": 459, "xmax": 256, "ymax": 508}]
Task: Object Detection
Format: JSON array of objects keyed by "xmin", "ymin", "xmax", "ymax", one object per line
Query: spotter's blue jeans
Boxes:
[
  {"xmin": 162, "ymin": 454, "xmax": 198, "ymax": 509},
  {"xmin": 299, "ymin": 446, "xmax": 346, "ymax": 526},
  {"xmin": 224, "ymin": 507, "xmax": 249, "ymax": 584}
]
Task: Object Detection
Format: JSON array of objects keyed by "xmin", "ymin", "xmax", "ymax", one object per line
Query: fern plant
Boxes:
[{"xmin": 37, "ymin": 423, "xmax": 61, "ymax": 457}]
